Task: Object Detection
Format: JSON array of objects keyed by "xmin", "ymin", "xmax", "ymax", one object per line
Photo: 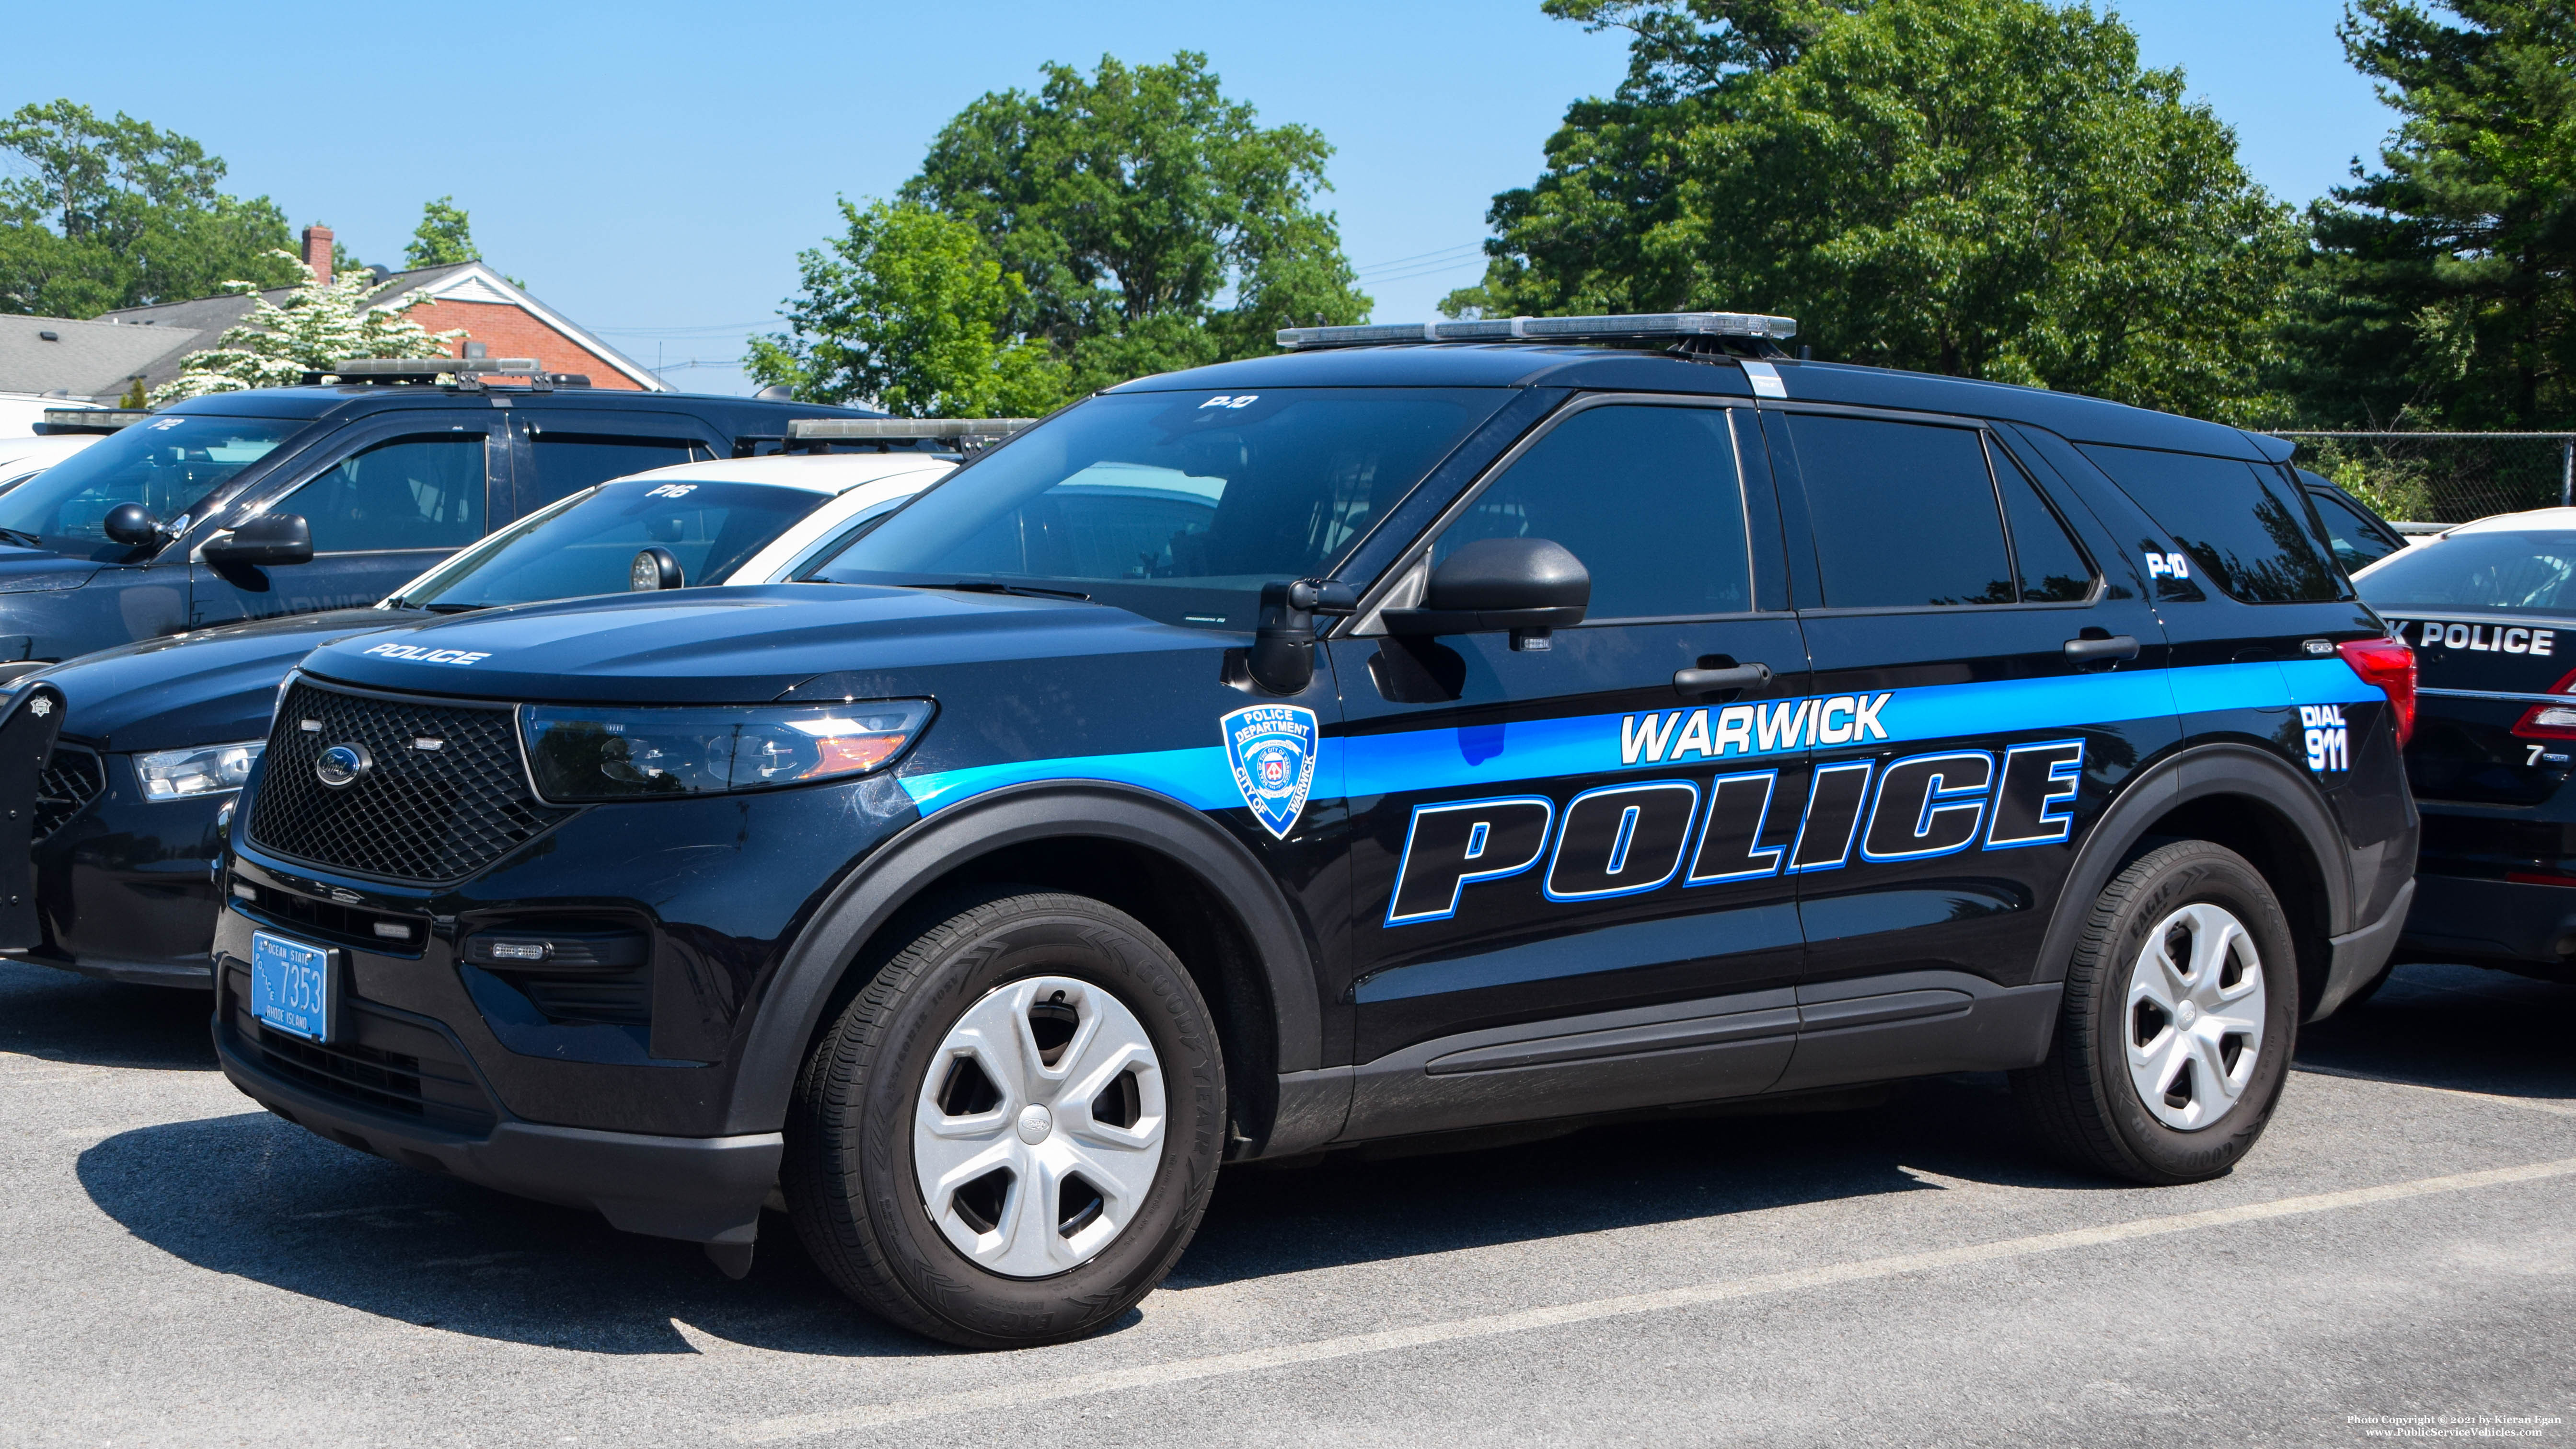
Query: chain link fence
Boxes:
[{"xmin": 2281, "ymin": 431, "xmax": 2576, "ymax": 527}]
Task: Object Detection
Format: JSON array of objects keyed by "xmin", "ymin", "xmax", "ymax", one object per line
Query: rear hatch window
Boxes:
[
  {"xmin": 2357, "ymin": 530, "xmax": 2576, "ymax": 806},
  {"xmin": 2079, "ymin": 444, "xmax": 2344, "ymax": 603}
]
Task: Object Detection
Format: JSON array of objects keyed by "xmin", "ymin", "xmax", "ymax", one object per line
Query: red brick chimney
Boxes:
[{"xmin": 301, "ymin": 225, "xmax": 334, "ymax": 286}]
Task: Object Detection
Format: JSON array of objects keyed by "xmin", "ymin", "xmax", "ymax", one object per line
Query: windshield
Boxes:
[
  {"xmin": 397, "ymin": 477, "xmax": 832, "ymax": 609},
  {"xmin": 2357, "ymin": 531, "xmax": 2576, "ymax": 617},
  {"xmin": 0, "ymin": 414, "xmax": 303, "ymax": 558},
  {"xmin": 805, "ymin": 387, "xmax": 1507, "ymax": 628}
]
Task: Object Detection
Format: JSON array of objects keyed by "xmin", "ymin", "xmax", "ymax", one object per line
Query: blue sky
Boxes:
[{"xmin": 4, "ymin": 1, "xmax": 2397, "ymax": 394}]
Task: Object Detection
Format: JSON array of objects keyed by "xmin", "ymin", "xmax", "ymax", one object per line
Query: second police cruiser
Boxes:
[{"xmin": 172, "ymin": 312, "xmax": 2418, "ymax": 1347}]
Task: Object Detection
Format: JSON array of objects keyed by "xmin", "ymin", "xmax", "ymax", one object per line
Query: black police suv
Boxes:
[
  {"xmin": 0, "ymin": 453, "xmax": 942, "ymax": 987},
  {"xmin": 189, "ymin": 313, "xmax": 2418, "ymax": 1348},
  {"xmin": 0, "ymin": 365, "xmax": 868, "ymax": 670},
  {"xmin": 2356, "ymin": 510, "xmax": 2576, "ymax": 983}
]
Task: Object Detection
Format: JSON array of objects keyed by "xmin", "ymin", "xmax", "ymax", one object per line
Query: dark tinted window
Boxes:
[
  {"xmin": 1434, "ymin": 405, "xmax": 1751, "ymax": 619},
  {"xmin": 1995, "ymin": 450, "xmax": 2095, "ymax": 602},
  {"xmin": 404, "ymin": 479, "xmax": 828, "ymax": 608},
  {"xmin": 2302, "ymin": 482, "xmax": 2404, "ymax": 571},
  {"xmin": 1786, "ymin": 414, "xmax": 2012, "ymax": 608},
  {"xmin": 0, "ymin": 414, "xmax": 302, "ymax": 558},
  {"xmin": 526, "ymin": 434, "xmax": 710, "ymax": 507},
  {"xmin": 2355, "ymin": 531, "xmax": 2576, "ymax": 616},
  {"xmin": 814, "ymin": 388, "xmax": 1508, "ymax": 630},
  {"xmin": 282, "ymin": 435, "xmax": 484, "ymax": 553},
  {"xmin": 2079, "ymin": 445, "xmax": 2342, "ymax": 603}
]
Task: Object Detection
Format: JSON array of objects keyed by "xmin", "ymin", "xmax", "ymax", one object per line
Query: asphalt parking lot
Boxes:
[{"xmin": 4, "ymin": 958, "xmax": 2569, "ymax": 1449}]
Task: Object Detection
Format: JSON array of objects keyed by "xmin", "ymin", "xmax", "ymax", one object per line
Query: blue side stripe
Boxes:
[{"xmin": 898, "ymin": 658, "xmax": 2382, "ymax": 817}]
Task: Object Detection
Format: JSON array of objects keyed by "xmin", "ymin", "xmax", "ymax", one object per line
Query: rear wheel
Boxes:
[
  {"xmin": 784, "ymin": 889, "xmax": 1224, "ymax": 1347},
  {"xmin": 2013, "ymin": 841, "xmax": 2299, "ymax": 1184}
]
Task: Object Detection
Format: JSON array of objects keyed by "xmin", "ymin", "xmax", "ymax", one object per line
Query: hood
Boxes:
[
  {"xmin": 0, "ymin": 545, "xmax": 101, "ymax": 593},
  {"xmin": 297, "ymin": 584, "xmax": 1225, "ymax": 705},
  {"xmin": 43, "ymin": 607, "xmax": 425, "ymax": 752}
]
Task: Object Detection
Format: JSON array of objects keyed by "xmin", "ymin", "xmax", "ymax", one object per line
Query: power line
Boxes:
[{"xmin": 1351, "ymin": 241, "xmax": 1488, "ymax": 277}]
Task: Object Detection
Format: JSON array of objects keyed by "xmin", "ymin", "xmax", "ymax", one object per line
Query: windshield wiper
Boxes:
[
  {"xmin": 0, "ymin": 528, "xmax": 45, "ymax": 549},
  {"xmin": 912, "ymin": 580, "xmax": 1092, "ymax": 602},
  {"xmin": 420, "ymin": 602, "xmax": 489, "ymax": 614}
]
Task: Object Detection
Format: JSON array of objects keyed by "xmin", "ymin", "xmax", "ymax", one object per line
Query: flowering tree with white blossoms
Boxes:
[{"xmin": 152, "ymin": 251, "xmax": 462, "ymax": 402}]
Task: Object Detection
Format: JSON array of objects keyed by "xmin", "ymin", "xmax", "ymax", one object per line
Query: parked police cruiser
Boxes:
[{"xmin": 184, "ymin": 312, "xmax": 2417, "ymax": 1347}]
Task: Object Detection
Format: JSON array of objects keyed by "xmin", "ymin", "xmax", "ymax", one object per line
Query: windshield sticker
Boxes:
[
  {"xmin": 1221, "ymin": 704, "xmax": 1318, "ymax": 839},
  {"xmin": 644, "ymin": 483, "xmax": 698, "ymax": 498},
  {"xmin": 362, "ymin": 642, "xmax": 490, "ymax": 666},
  {"xmin": 1199, "ymin": 394, "xmax": 1259, "ymax": 410}
]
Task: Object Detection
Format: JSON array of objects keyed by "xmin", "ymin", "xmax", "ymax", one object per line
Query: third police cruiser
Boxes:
[{"xmin": 177, "ymin": 310, "xmax": 2419, "ymax": 1347}]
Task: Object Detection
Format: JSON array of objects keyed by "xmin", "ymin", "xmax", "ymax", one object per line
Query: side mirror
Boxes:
[
  {"xmin": 203, "ymin": 512, "xmax": 313, "ymax": 568},
  {"xmin": 1383, "ymin": 538, "xmax": 1589, "ymax": 639},
  {"xmin": 630, "ymin": 546, "xmax": 684, "ymax": 591},
  {"xmin": 103, "ymin": 502, "xmax": 160, "ymax": 545}
]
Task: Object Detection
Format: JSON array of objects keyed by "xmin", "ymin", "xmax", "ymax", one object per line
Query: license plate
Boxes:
[{"xmin": 250, "ymin": 931, "xmax": 335, "ymax": 1043}]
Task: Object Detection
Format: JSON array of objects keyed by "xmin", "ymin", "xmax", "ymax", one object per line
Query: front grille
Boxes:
[
  {"xmin": 33, "ymin": 744, "xmax": 104, "ymax": 841},
  {"xmin": 223, "ymin": 959, "xmax": 496, "ymax": 1136},
  {"xmin": 247, "ymin": 682, "xmax": 570, "ymax": 883}
]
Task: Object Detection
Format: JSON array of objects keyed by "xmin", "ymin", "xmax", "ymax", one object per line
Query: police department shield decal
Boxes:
[{"xmin": 1220, "ymin": 704, "xmax": 1319, "ymax": 840}]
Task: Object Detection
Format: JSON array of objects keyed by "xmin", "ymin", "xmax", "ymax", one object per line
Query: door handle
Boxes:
[
  {"xmin": 1673, "ymin": 662, "xmax": 1773, "ymax": 696},
  {"xmin": 2063, "ymin": 634, "xmax": 2140, "ymax": 665}
]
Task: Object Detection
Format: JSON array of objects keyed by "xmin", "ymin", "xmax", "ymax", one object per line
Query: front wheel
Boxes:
[
  {"xmin": 2012, "ymin": 841, "xmax": 2300, "ymax": 1184},
  {"xmin": 784, "ymin": 889, "xmax": 1225, "ymax": 1347}
]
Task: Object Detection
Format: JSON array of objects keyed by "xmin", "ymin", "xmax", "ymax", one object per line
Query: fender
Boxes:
[
  {"xmin": 723, "ymin": 780, "xmax": 1326, "ymax": 1136},
  {"xmin": 2031, "ymin": 742, "xmax": 2357, "ymax": 991}
]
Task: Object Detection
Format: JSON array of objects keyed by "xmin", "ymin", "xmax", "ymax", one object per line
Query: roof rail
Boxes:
[
  {"xmin": 788, "ymin": 417, "xmax": 1035, "ymax": 452},
  {"xmin": 37, "ymin": 407, "xmax": 147, "ymax": 434},
  {"xmin": 1276, "ymin": 311, "xmax": 1799, "ymax": 350}
]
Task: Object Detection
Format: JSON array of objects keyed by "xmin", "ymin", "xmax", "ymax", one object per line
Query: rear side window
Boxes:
[
  {"xmin": 525, "ymin": 433, "xmax": 712, "ymax": 509},
  {"xmin": 1995, "ymin": 450, "xmax": 2096, "ymax": 602},
  {"xmin": 2079, "ymin": 445, "xmax": 2342, "ymax": 603},
  {"xmin": 1437, "ymin": 404, "xmax": 1752, "ymax": 619},
  {"xmin": 2304, "ymin": 485, "xmax": 2404, "ymax": 572},
  {"xmin": 1782, "ymin": 414, "xmax": 2013, "ymax": 608}
]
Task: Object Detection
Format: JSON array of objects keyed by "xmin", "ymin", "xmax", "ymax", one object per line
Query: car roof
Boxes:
[
  {"xmin": 612, "ymin": 452, "xmax": 957, "ymax": 494},
  {"xmin": 1115, "ymin": 343, "xmax": 2288, "ymax": 462},
  {"xmin": 2442, "ymin": 507, "xmax": 2576, "ymax": 535},
  {"xmin": 153, "ymin": 384, "xmax": 880, "ymax": 426}
]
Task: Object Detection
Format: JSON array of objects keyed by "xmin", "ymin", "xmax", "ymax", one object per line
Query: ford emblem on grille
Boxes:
[{"xmin": 314, "ymin": 742, "xmax": 373, "ymax": 788}]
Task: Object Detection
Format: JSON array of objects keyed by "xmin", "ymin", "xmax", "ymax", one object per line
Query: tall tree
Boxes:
[
  {"xmin": 902, "ymin": 52, "xmax": 1369, "ymax": 392},
  {"xmin": 746, "ymin": 200, "xmax": 1065, "ymax": 416},
  {"xmin": 153, "ymin": 252, "xmax": 460, "ymax": 403},
  {"xmin": 0, "ymin": 100, "xmax": 298, "ymax": 316},
  {"xmin": 404, "ymin": 196, "xmax": 480, "ymax": 268},
  {"xmin": 1453, "ymin": 0, "xmax": 2301, "ymax": 424},
  {"xmin": 2284, "ymin": 0, "xmax": 2576, "ymax": 430}
]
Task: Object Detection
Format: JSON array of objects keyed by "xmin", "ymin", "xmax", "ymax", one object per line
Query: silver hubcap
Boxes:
[
  {"xmin": 913, "ymin": 976, "xmax": 1166, "ymax": 1278},
  {"xmin": 2124, "ymin": 902, "xmax": 2267, "ymax": 1131}
]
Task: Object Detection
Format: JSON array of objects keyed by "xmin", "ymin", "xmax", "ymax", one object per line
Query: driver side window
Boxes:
[{"xmin": 280, "ymin": 435, "xmax": 486, "ymax": 554}]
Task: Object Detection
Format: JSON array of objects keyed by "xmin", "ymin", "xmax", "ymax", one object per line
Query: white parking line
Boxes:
[
  {"xmin": 2296, "ymin": 1064, "xmax": 2576, "ymax": 1118},
  {"xmin": 730, "ymin": 1155, "xmax": 2576, "ymax": 1443}
]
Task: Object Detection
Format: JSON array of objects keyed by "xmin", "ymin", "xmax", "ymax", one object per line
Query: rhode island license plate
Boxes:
[{"xmin": 250, "ymin": 930, "xmax": 335, "ymax": 1043}]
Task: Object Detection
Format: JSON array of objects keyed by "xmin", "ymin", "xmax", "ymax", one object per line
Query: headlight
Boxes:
[
  {"xmin": 136, "ymin": 740, "xmax": 265, "ymax": 801},
  {"xmin": 520, "ymin": 699, "xmax": 933, "ymax": 803}
]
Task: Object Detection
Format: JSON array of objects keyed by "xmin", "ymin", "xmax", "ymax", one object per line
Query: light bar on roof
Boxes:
[
  {"xmin": 1275, "ymin": 312, "xmax": 1798, "ymax": 350},
  {"xmin": 330, "ymin": 357, "xmax": 540, "ymax": 375},
  {"xmin": 787, "ymin": 418, "xmax": 1036, "ymax": 441}
]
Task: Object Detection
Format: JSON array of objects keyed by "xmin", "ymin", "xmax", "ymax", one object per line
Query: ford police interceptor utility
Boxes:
[
  {"xmin": 2356, "ymin": 508, "xmax": 2576, "ymax": 983},
  {"xmin": 155, "ymin": 312, "xmax": 2417, "ymax": 1347}
]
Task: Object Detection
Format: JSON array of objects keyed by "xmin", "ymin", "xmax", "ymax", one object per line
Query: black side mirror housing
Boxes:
[
  {"xmin": 103, "ymin": 502, "xmax": 159, "ymax": 545},
  {"xmin": 203, "ymin": 512, "xmax": 313, "ymax": 568},
  {"xmin": 630, "ymin": 546, "xmax": 684, "ymax": 591},
  {"xmin": 1246, "ymin": 578, "xmax": 1360, "ymax": 695},
  {"xmin": 1383, "ymin": 538, "xmax": 1590, "ymax": 636}
]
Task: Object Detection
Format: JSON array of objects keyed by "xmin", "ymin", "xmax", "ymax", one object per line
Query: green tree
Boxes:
[
  {"xmin": 2283, "ymin": 0, "xmax": 2576, "ymax": 430},
  {"xmin": 0, "ymin": 100, "xmax": 299, "ymax": 315},
  {"xmin": 1453, "ymin": 0, "xmax": 2301, "ymax": 423},
  {"xmin": 746, "ymin": 200, "xmax": 1065, "ymax": 416},
  {"xmin": 404, "ymin": 196, "xmax": 480, "ymax": 268},
  {"xmin": 153, "ymin": 251, "xmax": 462, "ymax": 403},
  {"xmin": 902, "ymin": 52, "xmax": 1369, "ymax": 392}
]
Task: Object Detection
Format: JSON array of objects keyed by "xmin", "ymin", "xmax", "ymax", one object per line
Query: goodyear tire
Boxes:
[
  {"xmin": 783, "ymin": 888, "xmax": 1224, "ymax": 1348},
  {"xmin": 2012, "ymin": 841, "xmax": 2300, "ymax": 1185}
]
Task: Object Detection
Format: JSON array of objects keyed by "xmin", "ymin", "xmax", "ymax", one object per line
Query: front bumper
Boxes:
[{"xmin": 215, "ymin": 988, "xmax": 780, "ymax": 1246}]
